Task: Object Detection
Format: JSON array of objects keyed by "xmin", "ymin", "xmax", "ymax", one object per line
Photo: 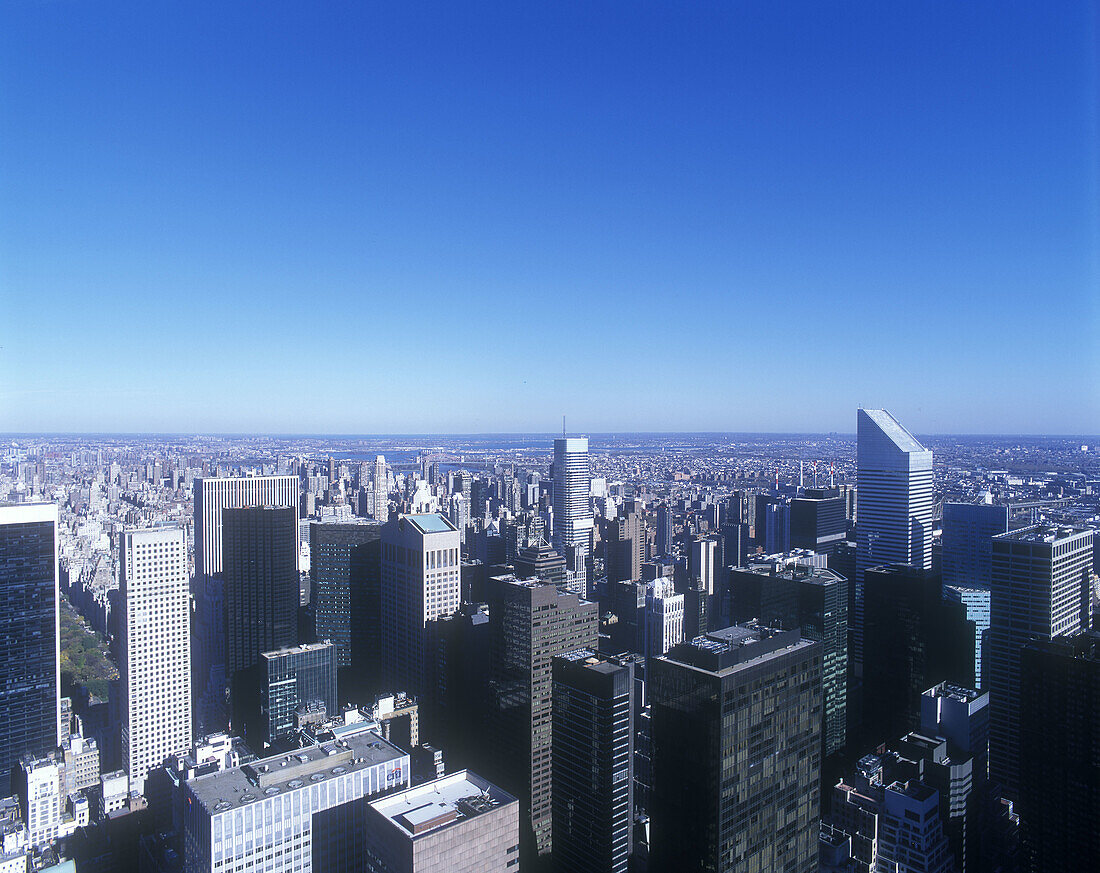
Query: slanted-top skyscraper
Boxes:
[
  {"xmin": 552, "ymin": 437, "xmax": 594, "ymax": 595},
  {"xmin": 855, "ymin": 409, "xmax": 933, "ymax": 677}
]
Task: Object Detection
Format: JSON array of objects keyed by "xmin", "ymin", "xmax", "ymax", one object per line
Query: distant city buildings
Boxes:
[{"xmin": 552, "ymin": 437, "xmax": 594, "ymax": 595}]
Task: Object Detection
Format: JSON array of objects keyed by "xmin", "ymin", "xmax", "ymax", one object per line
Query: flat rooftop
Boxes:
[
  {"xmin": 260, "ymin": 640, "xmax": 334, "ymax": 660},
  {"xmin": 994, "ymin": 525, "xmax": 1091, "ymax": 545},
  {"xmin": 369, "ymin": 770, "xmax": 516, "ymax": 839},
  {"xmin": 187, "ymin": 731, "xmax": 405, "ymax": 816},
  {"xmin": 666, "ymin": 624, "xmax": 814, "ymax": 674},
  {"xmin": 405, "ymin": 514, "xmax": 457, "ymax": 534},
  {"xmin": 739, "ymin": 564, "xmax": 845, "ymax": 585}
]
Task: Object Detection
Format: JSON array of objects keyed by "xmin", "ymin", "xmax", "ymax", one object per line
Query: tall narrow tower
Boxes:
[
  {"xmin": 0, "ymin": 503, "xmax": 60, "ymax": 797},
  {"xmin": 120, "ymin": 527, "xmax": 192, "ymax": 794},
  {"xmin": 552, "ymin": 437, "xmax": 594, "ymax": 595},
  {"xmin": 854, "ymin": 408, "xmax": 933, "ymax": 677},
  {"xmin": 372, "ymin": 455, "xmax": 389, "ymax": 522}
]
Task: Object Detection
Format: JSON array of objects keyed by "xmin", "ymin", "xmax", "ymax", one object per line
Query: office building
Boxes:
[
  {"xmin": 653, "ymin": 504, "xmax": 673, "ymax": 558},
  {"xmin": 921, "ymin": 682, "xmax": 990, "ymax": 784},
  {"xmin": 484, "ymin": 575, "xmax": 598, "ymax": 861},
  {"xmin": 513, "ymin": 540, "xmax": 567, "ymax": 588},
  {"xmin": 863, "ymin": 564, "xmax": 974, "ymax": 745},
  {"xmin": 552, "ymin": 650, "xmax": 634, "ymax": 873},
  {"xmin": 877, "ymin": 780, "xmax": 953, "ymax": 873},
  {"xmin": 194, "ymin": 476, "xmax": 300, "ymax": 580},
  {"xmin": 729, "ymin": 563, "xmax": 848, "ymax": 757},
  {"xmin": 120, "ymin": 527, "xmax": 192, "ymax": 794},
  {"xmin": 941, "ymin": 502, "xmax": 1008, "ymax": 590},
  {"xmin": 223, "ymin": 507, "xmax": 299, "ymax": 679},
  {"xmin": 381, "ymin": 514, "xmax": 462, "ymax": 698},
  {"xmin": 373, "ymin": 455, "xmax": 389, "ymax": 521},
  {"xmin": 690, "ymin": 536, "xmax": 717, "ymax": 595},
  {"xmin": 182, "ymin": 731, "xmax": 410, "ymax": 873},
  {"xmin": 988, "ymin": 525, "xmax": 1093, "ymax": 796},
  {"xmin": 552, "ymin": 437, "xmax": 594, "ymax": 595},
  {"xmin": 605, "ymin": 504, "xmax": 644, "ymax": 583},
  {"xmin": 944, "ymin": 586, "xmax": 991, "ymax": 688},
  {"xmin": 1018, "ymin": 630, "xmax": 1100, "ymax": 871},
  {"xmin": 649, "ymin": 625, "xmax": 822, "ymax": 873},
  {"xmin": 855, "ymin": 409, "xmax": 934, "ymax": 678},
  {"xmin": 361, "ymin": 770, "xmax": 519, "ymax": 873},
  {"xmin": 790, "ymin": 487, "xmax": 847, "ymax": 555},
  {"xmin": 309, "ymin": 522, "xmax": 382, "ymax": 671},
  {"xmin": 644, "ymin": 578, "xmax": 684, "ymax": 658},
  {"xmin": 258, "ymin": 642, "xmax": 338, "ymax": 750},
  {"xmin": 0, "ymin": 503, "xmax": 60, "ymax": 797}
]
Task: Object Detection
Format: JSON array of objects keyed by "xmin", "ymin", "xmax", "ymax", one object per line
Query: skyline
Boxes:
[{"xmin": 2, "ymin": 1, "xmax": 1098, "ymax": 435}]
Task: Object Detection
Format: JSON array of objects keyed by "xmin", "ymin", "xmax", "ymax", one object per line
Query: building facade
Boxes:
[
  {"xmin": 258, "ymin": 642, "xmax": 338, "ymax": 750},
  {"xmin": 552, "ymin": 437, "xmax": 594, "ymax": 595}
]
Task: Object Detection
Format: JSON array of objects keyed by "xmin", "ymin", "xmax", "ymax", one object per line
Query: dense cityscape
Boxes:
[{"xmin": 0, "ymin": 413, "xmax": 1098, "ymax": 871}]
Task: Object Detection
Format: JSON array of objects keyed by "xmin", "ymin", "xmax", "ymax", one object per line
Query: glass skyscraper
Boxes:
[
  {"xmin": 552, "ymin": 437, "xmax": 594, "ymax": 595},
  {"xmin": 259, "ymin": 641, "xmax": 337, "ymax": 749},
  {"xmin": 0, "ymin": 503, "xmax": 60, "ymax": 797},
  {"xmin": 941, "ymin": 502, "xmax": 1008, "ymax": 590}
]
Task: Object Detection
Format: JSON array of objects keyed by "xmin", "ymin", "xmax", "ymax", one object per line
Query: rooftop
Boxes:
[
  {"xmin": 994, "ymin": 524, "xmax": 1092, "ymax": 545},
  {"xmin": 405, "ymin": 514, "xmax": 458, "ymax": 534},
  {"xmin": 186, "ymin": 731, "xmax": 405, "ymax": 816},
  {"xmin": 665, "ymin": 623, "xmax": 814, "ymax": 674},
  {"xmin": 260, "ymin": 640, "xmax": 335, "ymax": 661},
  {"xmin": 859, "ymin": 408, "xmax": 927, "ymax": 454},
  {"xmin": 369, "ymin": 770, "xmax": 516, "ymax": 839}
]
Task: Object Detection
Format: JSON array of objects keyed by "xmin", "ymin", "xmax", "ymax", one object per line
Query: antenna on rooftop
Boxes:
[{"xmin": 562, "ymin": 415, "xmax": 566, "ymax": 438}]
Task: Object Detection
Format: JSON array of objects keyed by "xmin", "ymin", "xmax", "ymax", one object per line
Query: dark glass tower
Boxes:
[
  {"xmin": 258, "ymin": 641, "xmax": 338, "ymax": 749},
  {"xmin": 0, "ymin": 504, "xmax": 59, "ymax": 797},
  {"xmin": 552, "ymin": 650, "xmax": 634, "ymax": 873},
  {"xmin": 789, "ymin": 487, "xmax": 847, "ymax": 555},
  {"xmin": 1019, "ymin": 630, "xmax": 1100, "ymax": 871},
  {"xmin": 309, "ymin": 521, "xmax": 381, "ymax": 673},
  {"xmin": 223, "ymin": 506, "xmax": 299, "ymax": 686},
  {"xmin": 649, "ymin": 624, "xmax": 822, "ymax": 873}
]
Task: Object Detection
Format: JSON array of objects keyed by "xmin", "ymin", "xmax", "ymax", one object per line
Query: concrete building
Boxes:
[
  {"xmin": 120, "ymin": 526, "xmax": 192, "ymax": 795},
  {"xmin": 373, "ymin": 455, "xmax": 389, "ymax": 522},
  {"xmin": 16, "ymin": 756, "xmax": 74, "ymax": 849},
  {"xmin": 0, "ymin": 503, "xmax": 60, "ymax": 797},
  {"xmin": 361, "ymin": 770, "xmax": 519, "ymax": 873},
  {"xmin": 381, "ymin": 514, "xmax": 462, "ymax": 698},
  {"xmin": 689, "ymin": 536, "xmax": 718, "ymax": 595},
  {"xmin": 182, "ymin": 731, "xmax": 410, "ymax": 873},
  {"xmin": 644, "ymin": 578, "xmax": 684, "ymax": 658},
  {"xmin": 877, "ymin": 780, "xmax": 953, "ymax": 873}
]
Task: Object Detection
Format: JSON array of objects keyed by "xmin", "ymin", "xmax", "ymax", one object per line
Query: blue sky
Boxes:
[{"xmin": 1, "ymin": 1, "xmax": 1097, "ymax": 434}]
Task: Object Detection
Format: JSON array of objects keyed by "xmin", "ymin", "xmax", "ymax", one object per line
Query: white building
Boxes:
[
  {"xmin": 854, "ymin": 409, "xmax": 933, "ymax": 677},
  {"xmin": 381, "ymin": 514, "xmax": 462, "ymax": 698},
  {"xmin": 690, "ymin": 537, "xmax": 717, "ymax": 595},
  {"xmin": 18, "ymin": 757, "xmax": 75, "ymax": 848},
  {"xmin": 373, "ymin": 456, "xmax": 389, "ymax": 522},
  {"xmin": 120, "ymin": 527, "xmax": 192, "ymax": 794},
  {"xmin": 183, "ymin": 731, "xmax": 409, "ymax": 873},
  {"xmin": 552, "ymin": 437, "xmax": 594, "ymax": 595},
  {"xmin": 645, "ymin": 579, "xmax": 684, "ymax": 657}
]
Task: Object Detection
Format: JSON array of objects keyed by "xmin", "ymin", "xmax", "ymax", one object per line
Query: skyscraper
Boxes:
[
  {"xmin": 223, "ymin": 506, "xmax": 299, "ymax": 677},
  {"xmin": 484, "ymin": 574, "xmax": 598, "ymax": 861},
  {"xmin": 690, "ymin": 536, "xmax": 717, "ymax": 595},
  {"xmin": 789, "ymin": 486, "xmax": 847, "ymax": 555},
  {"xmin": 1018, "ymin": 629, "xmax": 1100, "ymax": 871},
  {"xmin": 649, "ymin": 625, "xmax": 822, "ymax": 872},
  {"xmin": 941, "ymin": 502, "xmax": 1008, "ymax": 590},
  {"xmin": 855, "ymin": 409, "xmax": 933, "ymax": 678},
  {"xmin": 552, "ymin": 437, "xmax": 594, "ymax": 595},
  {"xmin": 373, "ymin": 455, "xmax": 389, "ymax": 522},
  {"xmin": 120, "ymin": 527, "xmax": 192, "ymax": 794},
  {"xmin": 309, "ymin": 521, "xmax": 382, "ymax": 671},
  {"xmin": 0, "ymin": 503, "xmax": 60, "ymax": 797},
  {"xmin": 381, "ymin": 514, "xmax": 462, "ymax": 698},
  {"xmin": 988, "ymin": 525, "xmax": 1093, "ymax": 797},
  {"xmin": 552, "ymin": 650, "xmax": 634, "ymax": 873},
  {"xmin": 257, "ymin": 642, "xmax": 338, "ymax": 750},
  {"xmin": 193, "ymin": 475, "xmax": 299, "ymax": 734}
]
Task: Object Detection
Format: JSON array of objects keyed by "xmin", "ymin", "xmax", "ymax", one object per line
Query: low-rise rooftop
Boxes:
[{"xmin": 369, "ymin": 770, "xmax": 516, "ymax": 839}]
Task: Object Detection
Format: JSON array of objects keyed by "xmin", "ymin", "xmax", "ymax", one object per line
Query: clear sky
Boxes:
[{"xmin": 1, "ymin": 1, "xmax": 1097, "ymax": 435}]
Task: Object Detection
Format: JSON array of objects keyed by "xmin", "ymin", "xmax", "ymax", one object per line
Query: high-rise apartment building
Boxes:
[
  {"xmin": 309, "ymin": 521, "xmax": 382, "ymax": 670},
  {"xmin": 941, "ymin": 502, "xmax": 1008, "ymax": 590},
  {"xmin": 120, "ymin": 527, "xmax": 192, "ymax": 794},
  {"xmin": 381, "ymin": 514, "xmax": 462, "ymax": 698},
  {"xmin": 223, "ymin": 507, "xmax": 299, "ymax": 679},
  {"xmin": 855, "ymin": 409, "xmax": 933, "ymax": 678},
  {"xmin": 552, "ymin": 650, "xmax": 634, "ymax": 873},
  {"xmin": 649, "ymin": 625, "xmax": 822, "ymax": 873},
  {"xmin": 552, "ymin": 437, "xmax": 594, "ymax": 595},
  {"xmin": 484, "ymin": 574, "xmax": 598, "ymax": 861},
  {"xmin": 988, "ymin": 525, "xmax": 1093, "ymax": 796},
  {"xmin": 605, "ymin": 504, "xmax": 645, "ymax": 583},
  {"xmin": 0, "ymin": 503, "xmax": 60, "ymax": 797}
]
